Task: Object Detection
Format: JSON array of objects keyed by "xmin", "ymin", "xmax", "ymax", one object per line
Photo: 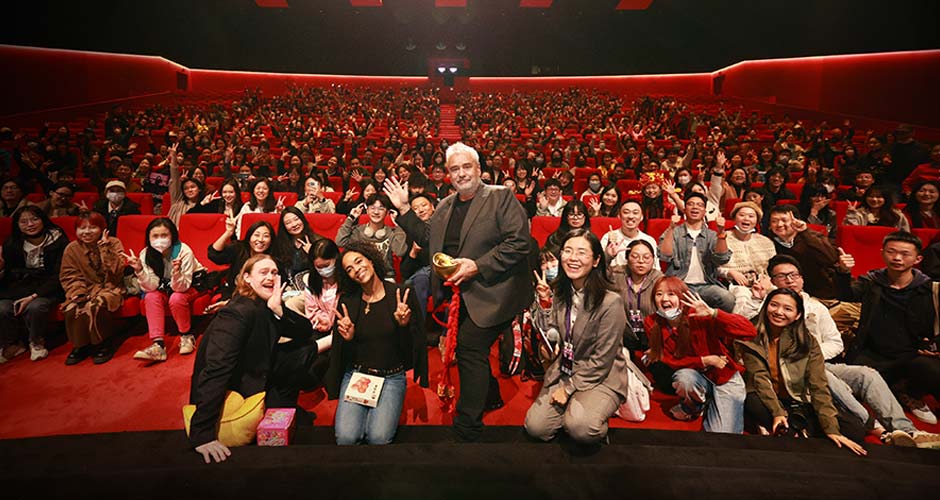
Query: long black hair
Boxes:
[
  {"xmin": 860, "ymin": 185, "xmax": 902, "ymax": 228},
  {"xmin": 8, "ymin": 205, "xmax": 64, "ymax": 248},
  {"xmin": 272, "ymin": 206, "xmax": 319, "ymax": 261},
  {"xmin": 904, "ymin": 179, "xmax": 940, "ymax": 228},
  {"xmin": 307, "ymin": 238, "xmax": 340, "ymax": 296},
  {"xmin": 552, "ymin": 228, "xmax": 612, "ymax": 314},
  {"xmin": 236, "ymin": 220, "xmax": 275, "ymax": 266},
  {"xmin": 752, "ymin": 288, "xmax": 811, "ymax": 362},
  {"xmin": 247, "ymin": 177, "xmax": 276, "ymax": 212},
  {"xmin": 143, "ymin": 217, "xmax": 179, "ymax": 278},
  {"xmin": 218, "ymin": 177, "xmax": 244, "ymax": 215}
]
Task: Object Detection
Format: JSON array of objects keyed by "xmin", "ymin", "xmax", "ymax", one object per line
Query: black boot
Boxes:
[{"xmin": 65, "ymin": 345, "xmax": 93, "ymax": 365}]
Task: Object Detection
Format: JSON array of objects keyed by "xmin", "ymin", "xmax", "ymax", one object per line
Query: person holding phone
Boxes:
[{"xmin": 524, "ymin": 229, "xmax": 628, "ymax": 445}]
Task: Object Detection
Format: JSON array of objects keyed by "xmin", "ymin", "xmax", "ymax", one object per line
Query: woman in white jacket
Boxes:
[{"xmin": 123, "ymin": 217, "xmax": 206, "ymax": 362}]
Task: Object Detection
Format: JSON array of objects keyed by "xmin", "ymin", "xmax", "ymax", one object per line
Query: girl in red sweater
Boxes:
[{"xmin": 644, "ymin": 276, "xmax": 757, "ymax": 433}]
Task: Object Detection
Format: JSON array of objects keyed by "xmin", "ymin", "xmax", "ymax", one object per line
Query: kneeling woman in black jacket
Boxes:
[{"xmin": 188, "ymin": 254, "xmax": 318, "ymax": 463}]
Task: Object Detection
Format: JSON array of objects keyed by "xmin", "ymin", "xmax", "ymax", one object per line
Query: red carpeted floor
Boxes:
[{"xmin": 1, "ymin": 329, "xmax": 936, "ymax": 442}]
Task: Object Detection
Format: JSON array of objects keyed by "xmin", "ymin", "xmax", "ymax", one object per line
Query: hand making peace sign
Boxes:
[
  {"xmin": 335, "ymin": 304, "xmax": 355, "ymax": 341},
  {"xmin": 394, "ymin": 288, "xmax": 411, "ymax": 327}
]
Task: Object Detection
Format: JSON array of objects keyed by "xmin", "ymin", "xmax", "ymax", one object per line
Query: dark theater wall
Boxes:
[
  {"xmin": 0, "ymin": 45, "xmax": 183, "ymax": 117},
  {"xmin": 717, "ymin": 51, "xmax": 940, "ymax": 128}
]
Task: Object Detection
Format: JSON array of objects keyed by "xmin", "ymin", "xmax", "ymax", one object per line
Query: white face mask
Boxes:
[
  {"xmin": 150, "ymin": 237, "xmax": 171, "ymax": 252},
  {"xmin": 734, "ymin": 224, "xmax": 757, "ymax": 234},
  {"xmin": 316, "ymin": 263, "xmax": 336, "ymax": 278},
  {"xmin": 588, "ymin": 181, "xmax": 601, "ymax": 191},
  {"xmin": 106, "ymin": 192, "xmax": 125, "ymax": 204},
  {"xmin": 656, "ymin": 308, "xmax": 682, "ymax": 320}
]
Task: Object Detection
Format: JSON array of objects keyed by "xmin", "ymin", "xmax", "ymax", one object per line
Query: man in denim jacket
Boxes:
[{"xmin": 658, "ymin": 192, "xmax": 735, "ymax": 312}]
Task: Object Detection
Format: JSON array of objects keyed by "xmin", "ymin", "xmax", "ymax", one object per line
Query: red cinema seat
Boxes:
[
  {"xmin": 644, "ymin": 219, "xmax": 673, "ymax": 242},
  {"xmin": 723, "ymin": 198, "xmax": 741, "ymax": 218},
  {"xmin": 787, "ymin": 183, "xmax": 803, "ymax": 199},
  {"xmin": 50, "ymin": 216, "xmax": 78, "ymax": 242},
  {"xmin": 323, "ymin": 191, "xmax": 343, "ymax": 206},
  {"xmin": 306, "ymin": 213, "xmax": 346, "ymax": 242},
  {"xmin": 912, "ymin": 228, "xmax": 940, "ymax": 248},
  {"xmin": 836, "ymin": 225, "xmax": 895, "ymax": 277},
  {"xmin": 126, "ymin": 192, "xmax": 154, "ymax": 216},
  {"xmin": 239, "ymin": 212, "xmax": 281, "ymax": 239},
  {"xmin": 591, "ymin": 217, "xmax": 621, "ymax": 240},
  {"xmin": 273, "ymin": 192, "xmax": 298, "ymax": 207},
  {"xmin": 0, "ymin": 217, "xmax": 11, "ymax": 244},
  {"xmin": 116, "ymin": 215, "xmax": 159, "ymax": 255},
  {"xmin": 616, "ymin": 179, "xmax": 642, "ymax": 197},
  {"xmin": 573, "ymin": 168, "xmax": 599, "ymax": 179},
  {"xmin": 530, "ymin": 216, "xmax": 561, "ymax": 247},
  {"xmin": 178, "ymin": 214, "xmax": 228, "ymax": 272}
]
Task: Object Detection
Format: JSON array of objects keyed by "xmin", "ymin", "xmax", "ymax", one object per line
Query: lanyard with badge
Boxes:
[
  {"xmin": 560, "ymin": 305, "xmax": 575, "ymax": 377},
  {"xmin": 626, "ymin": 275, "xmax": 647, "ymax": 336}
]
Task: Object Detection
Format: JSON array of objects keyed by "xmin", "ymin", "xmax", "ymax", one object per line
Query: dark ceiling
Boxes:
[{"xmin": 2, "ymin": 0, "xmax": 938, "ymax": 76}]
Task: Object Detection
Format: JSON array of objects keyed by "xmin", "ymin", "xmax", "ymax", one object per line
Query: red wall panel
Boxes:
[
  {"xmin": 468, "ymin": 73, "xmax": 712, "ymax": 95},
  {"xmin": 0, "ymin": 45, "xmax": 184, "ymax": 117},
  {"xmin": 188, "ymin": 70, "xmax": 429, "ymax": 94},
  {"xmin": 717, "ymin": 50, "xmax": 940, "ymax": 128}
]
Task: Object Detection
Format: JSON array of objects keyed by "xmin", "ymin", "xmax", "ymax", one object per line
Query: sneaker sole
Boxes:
[
  {"xmin": 132, "ymin": 353, "xmax": 167, "ymax": 361},
  {"xmin": 890, "ymin": 432, "xmax": 916, "ymax": 447}
]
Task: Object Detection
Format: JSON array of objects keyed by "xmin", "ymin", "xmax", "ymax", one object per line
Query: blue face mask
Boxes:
[{"xmin": 544, "ymin": 265, "xmax": 559, "ymax": 282}]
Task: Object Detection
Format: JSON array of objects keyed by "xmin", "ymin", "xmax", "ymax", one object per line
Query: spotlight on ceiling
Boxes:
[
  {"xmin": 455, "ymin": 42, "xmax": 466, "ymax": 51},
  {"xmin": 437, "ymin": 66, "xmax": 447, "ymax": 74},
  {"xmin": 436, "ymin": 42, "xmax": 447, "ymax": 50},
  {"xmin": 448, "ymin": 66, "xmax": 458, "ymax": 74}
]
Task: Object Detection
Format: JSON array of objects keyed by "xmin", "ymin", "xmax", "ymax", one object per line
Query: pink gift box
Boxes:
[{"xmin": 256, "ymin": 408, "xmax": 296, "ymax": 446}]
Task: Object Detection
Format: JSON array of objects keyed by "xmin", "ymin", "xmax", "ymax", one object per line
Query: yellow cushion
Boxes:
[{"xmin": 182, "ymin": 391, "xmax": 266, "ymax": 447}]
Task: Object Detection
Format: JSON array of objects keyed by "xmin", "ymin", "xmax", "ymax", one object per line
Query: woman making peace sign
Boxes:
[{"xmin": 326, "ymin": 241, "xmax": 428, "ymax": 445}]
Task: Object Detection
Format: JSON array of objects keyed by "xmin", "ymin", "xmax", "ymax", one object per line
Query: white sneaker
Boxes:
[
  {"xmin": 29, "ymin": 343, "xmax": 49, "ymax": 361},
  {"xmin": 133, "ymin": 343, "xmax": 167, "ymax": 362},
  {"xmin": 884, "ymin": 429, "xmax": 916, "ymax": 447},
  {"xmin": 179, "ymin": 335, "xmax": 195, "ymax": 355},
  {"xmin": 913, "ymin": 431, "xmax": 940, "ymax": 449},
  {"xmin": 899, "ymin": 394, "xmax": 938, "ymax": 425}
]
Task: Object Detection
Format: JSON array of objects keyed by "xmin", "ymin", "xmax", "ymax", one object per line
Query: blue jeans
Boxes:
[
  {"xmin": 334, "ymin": 370, "xmax": 407, "ymax": 445},
  {"xmin": 825, "ymin": 362, "xmax": 917, "ymax": 434},
  {"xmin": 688, "ymin": 284, "xmax": 735, "ymax": 313},
  {"xmin": 672, "ymin": 369, "xmax": 745, "ymax": 433}
]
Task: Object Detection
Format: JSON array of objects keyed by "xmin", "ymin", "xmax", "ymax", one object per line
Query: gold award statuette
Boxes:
[{"xmin": 432, "ymin": 252, "xmax": 459, "ymax": 280}]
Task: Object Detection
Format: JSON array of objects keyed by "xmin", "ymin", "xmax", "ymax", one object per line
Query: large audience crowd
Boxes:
[{"xmin": 1, "ymin": 87, "xmax": 940, "ymax": 457}]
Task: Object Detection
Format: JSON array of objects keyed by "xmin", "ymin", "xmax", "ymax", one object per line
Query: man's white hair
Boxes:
[{"xmin": 445, "ymin": 142, "xmax": 479, "ymax": 166}]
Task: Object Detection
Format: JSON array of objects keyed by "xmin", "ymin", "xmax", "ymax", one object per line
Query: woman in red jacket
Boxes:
[{"xmin": 644, "ymin": 276, "xmax": 756, "ymax": 433}]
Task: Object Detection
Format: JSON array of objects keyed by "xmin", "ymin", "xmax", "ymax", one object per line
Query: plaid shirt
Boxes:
[{"xmin": 658, "ymin": 224, "xmax": 732, "ymax": 286}]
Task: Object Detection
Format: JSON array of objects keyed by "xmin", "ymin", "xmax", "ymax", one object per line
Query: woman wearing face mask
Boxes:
[
  {"xmin": 579, "ymin": 173, "xmax": 605, "ymax": 205},
  {"xmin": 124, "ymin": 217, "xmax": 207, "ymax": 362},
  {"xmin": 327, "ymin": 242, "xmax": 428, "ymax": 445},
  {"xmin": 295, "ymin": 175, "xmax": 335, "ymax": 214},
  {"xmin": 738, "ymin": 288, "xmax": 867, "ymax": 456},
  {"xmin": 644, "ymin": 277, "xmax": 756, "ymax": 433},
  {"xmin": 0, "ymin": 206, "xmax": 67, "ymax": 363},
  {"xmin": 207, "ymin": 219, "xmax": 275, "ymax": 310},
  {"xmin": 843, "ymin": 186, "xmax": 909, "ymax": 231},
  {"xmin": 190, "ymin": 178, "xmax": 243, "ymax": 219},
  {"xmin": 525, "ymin": 229, "xmax": 628, "ymax": 445},
  {"xmin": 188, "ymin": 255, "xmax": 318, "ymax": 464},
  {"xmin": 673, "ymin": 168, "xmax": 695, "ymax": 193},
  {"xmin": 335, "ymin": 194, "xmax": 407, "ymax": 282},
  {"xmin": 59, "ymin": 211, "xmax": 125, "ymax": 365},
  {"xmin": 610, "ymin": 240, "xmax": 663, "ymax": 351},
  {"xmin": 272, "ymin": 207, "xmax": 323, "ymax": 287},
  {"xmin": 285, "ymin": 239, "xmax": 342, "ymax": 346}
]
